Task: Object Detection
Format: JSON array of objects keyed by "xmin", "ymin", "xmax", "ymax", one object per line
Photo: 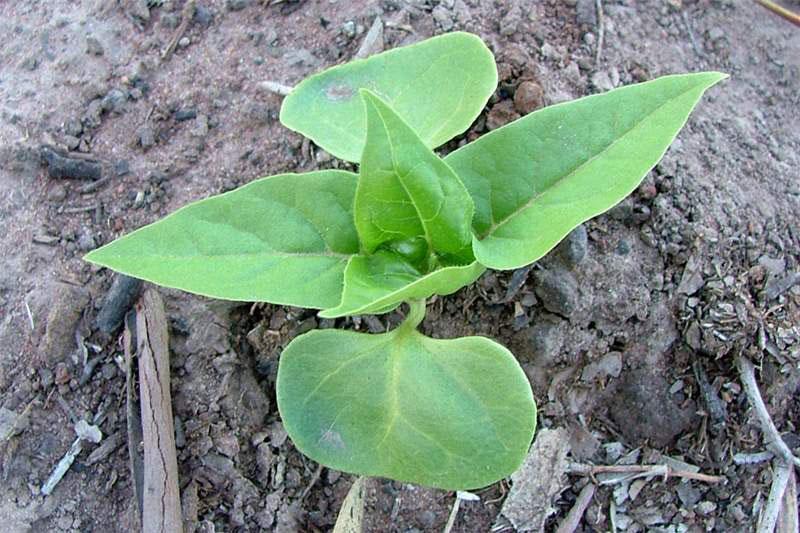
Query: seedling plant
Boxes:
[{"xmin": 86, "ymin": 33, "xmax": 725, "ymax": 490}]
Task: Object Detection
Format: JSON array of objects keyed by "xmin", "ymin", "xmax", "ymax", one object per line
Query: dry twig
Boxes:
[
  {"xmin": 162, "ymin": 0, "xmax": 197, "ymax": 59},
  {"xmin": 568, "ymin": 463, "xmax": 724, "ymax": 484},
  {"xmin": 778, "ymin": 467, "xmax": 798, "ymax": 533},
  {"xmin": 594, "ymin": 0, "xmax": 605, "ymax": 66},
  {"xmin": 555, "ymin": 483, "xmax": 596, "ymax": 533},
  {"xmin": 754, "ymin": 0, "xmax": 800, "ymax": 27},
  {"xmin": 759, "ymin": 461, "xmax": 792, "ymax": 533},
  {"xmin": 259, "ymin": 81, "xmax": 294, "ymax": 96},
  {"xmin": 736, "ymin": 355, "xmax": 800, "ymax": 468}
]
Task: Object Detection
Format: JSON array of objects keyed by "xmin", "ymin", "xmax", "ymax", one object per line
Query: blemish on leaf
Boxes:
[
  {"xmin": 319, "ymin": 428, "xmax": 347, "ymax": 450},
  {"xmin": 325, "ymin": 83, "xmax": 355, "ymax": 102}
]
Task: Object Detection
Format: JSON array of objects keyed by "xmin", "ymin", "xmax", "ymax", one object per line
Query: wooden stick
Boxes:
[
  {"xmin": 778, "ymin": 467, "xmax": 798, "ymax": 533},
  {"xmin": 555, "ymin": 483, "xmax": 596, "ymax": 533},
  {"xmin": 568, "ymin": 463, "xmax": 724, "ymax": 484},
  {"xmin": 754, "ymin": 0, "xmax": 800, "ymax": 27},
  {"xmin": 759, "ymin": 461, "xmax": 792, "ymax": 533},
  {"xmin": 162, "ymin": 0, "xmax": 196, "ymax": 59},
  {"xmin": 137, "ymin": 289, "xmax": 183, "ymax": 533},
  {"xmin": 124, "ymin": 311, "xmax": 144, "ymax": 530},
  {"xmin": 736, "ymin": 355, "xmax": 800, "ymax": 468},
  {"xmin": 594, "ymin": 0, "xmax": 605, "ymax": 66}
]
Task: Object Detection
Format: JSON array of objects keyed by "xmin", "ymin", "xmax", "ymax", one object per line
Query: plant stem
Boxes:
[{"xmin": 400, "ymin": 299, "xmax": 426, "ymax": 331}]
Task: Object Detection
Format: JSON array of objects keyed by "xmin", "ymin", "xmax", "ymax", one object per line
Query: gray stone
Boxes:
[
  {"xmin": 226, "ymin": 0, "xmax": 249, "ymax": 11},
  {"xmin": 534, "ymin": 267, "xmax": 579, "ymax": 318},
  {"xmin": 432, "ymin": 5, "xmax": 454, "ymax": 31},
  {"xmin": 522, "ymin": 313, "xmax": 567, "ymax": 366},
  {"xmin": 581, "ymin": 352, "xmax": 622, "ymax": 381},
  {"xmin": 554, "ymin": 224, "xmax": 588, "ymax": 266},
  {"xmin": 85, "ymin": 36, "xmax": 104, "ymax": 56},
  {"xmin": 137, "ymin": 125, "xmax": 155, "ymax": 148},
  {"xmin": 676, "ymin": 482, "xmax": 702, "ymax": 507}
]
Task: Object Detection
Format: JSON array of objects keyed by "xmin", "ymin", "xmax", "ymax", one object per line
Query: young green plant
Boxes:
[{"xmin": 85, "ymin": 32, "xmax": 726, "ymax": 490}]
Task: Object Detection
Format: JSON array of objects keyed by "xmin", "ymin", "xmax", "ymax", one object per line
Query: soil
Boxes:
[{"xmin": 1, "ymin": 1, "xmax": 798, "ymax": 532}]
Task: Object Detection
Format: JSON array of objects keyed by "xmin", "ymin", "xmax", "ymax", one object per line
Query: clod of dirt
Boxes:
[
  {"xmin": 609, "ymin": 368, "xmax": 696, "ymax": 448},
  {"xmin": 40, "ymin": 146, "xmax": 102, "ymax": 180},
  {"xmin": 514, "ymin": 80, "xmax": 544, "ymax": 114},
  {"xmin": 533, "ymin": 266, "xmax": 579, "ymax": 318},
  {"xmin": 94, "ymin": 274, "xmax": 142, "ymax": 335},
  {"xmin": 37, "ymin": 282, "xmax": 90, "ymax": 365},
  {"xmin": 486, "ymin": 100, "xmax": 520, "ymax": 131},
  {"xmin": 519, "ymin": 312, "xmax": 567, "ymax": 366}
]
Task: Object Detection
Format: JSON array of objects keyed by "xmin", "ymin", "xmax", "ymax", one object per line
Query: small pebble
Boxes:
[
  {"xmin": 178, "ymin": 37, "xmax": 190, "ymax": 48},
  {"xmin": 514, "ymin": 80, "xmax": 544, "ymax": 114}
]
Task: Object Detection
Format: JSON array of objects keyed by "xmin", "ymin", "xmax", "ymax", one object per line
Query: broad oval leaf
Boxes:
[
  {"xmin": 85, "ymin": 171, "xmax": 359, "ymax": 309},
  {"xmin": 319, "ymin": 251, "xmax": 485, "ymax": 318},
  {"xmin": 355, "ymin": 90, "xmax": 474, "ymax": 260},
  {"xmin": 445, "ymin": 72, "xmax": 727, "ymax": 269},
  {"xmin": 276, "ymin": 327, "xmax": 536, "ymax": 490},
  {"xmin": 280, "ymin": 32, "xmax": 497, "ymax": 163}
]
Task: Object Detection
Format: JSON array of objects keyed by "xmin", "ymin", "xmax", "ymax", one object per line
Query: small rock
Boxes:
[
  {"xmin": 128, "ymin": 0, "xmax": 150, "ymax": 21},
  {"xmin": 514, "ymin": 80, "xmax": 544, "ymax": 114},
  {"xmin": 487, "ymin": 101, "xmax": 520, "ymax": 131},
  {"xmin": 226, "ymin": 0, "xmax": 249, "ymax": 11},
  {"xmin": 76, "ymin": 229, "xmax": 96, "ymax": 251},
  {"xmin": 417, "ymin": 510, "xmax": 437, "ymax": 529},
  {"xmin": 533, "ymin": 267, "xmax": 579, "ymax": 318},
  {"xmin": 55, "ymin": 362, "xmax": 70, "ymax": 385},
  {"xmin": 581, "ymin": 352, "xmax": 622, "ymax": 382},
  {"xmin": 137, "ymin": 125, "xmax": 156, "ymax": 148},
  {"xmin": 432, "ymin": 5, "xmax": 454, "ymax": 31},
  {"xmin": 114, "ymin": 160, "xmax": 131, "ymax": 176},
  {"xmin": 178, "ymin": 36, "xmax": 190, "ymax": 48},
  {"xmin": 341, "ymin": 21, "xmax": 357, "ymax": 38},
  {"xmin": 160, "ymin": 13, "xmax": 180, "ymax": 29},
  {"xmin": 39, "ymin": 368, "xmax": 54, "ymax": 388},
  {"xmin": 676, "ymin": 482, "xmax": 702, "ymax": 507},
  {"xmin": 47, "ymin": 183, "xmax": 68, "ymax": 202},
  {"xmin": 38, "ymin": 283, "xmax": 90, "ymax": 364},
  {"xmin": 540, "ymin": 42, "xmax": 561, "ymax": 61},
  {"xmin": 194, "ymin": 5, "xmax": 214, "ymax": 25},
  {"xmin": 554, "ymin": 224, "xmax": 588, "ymax": 266},
  {"xmin": 100, "ymin": 363, "xmax": 117, "ymax": 380},
  {"xmin": 214, "ymin": 432, "xmax": 240, "ymax": 458},
  {"xmin": 64, "ymin": 118, "xmax": 83, "ymax": 137},
  {"xmin": 696, "ymin": 500, "xmax": 717, "ymax": 516},
  {"xmin": 575, "ymin": 0, "xmax": 597, "ymax": 25},
  {"xmin": 522, "ymin": 313, "xmax": 567, "ymax": 366},
  {"xmin": 591, "ymin": 70, "xmax": 615, "ymax": 91},
  {"xmin": 85, "ymin": 35, "xmax": 104, "ymax": 56},
  {"xmin": 190, "ymin": 114, "xmax": 209, "ymax": 137},
  {"xmin": 175, "ymin": 108, "xmax": 198, "ymax": 121},
  {"xmin": 41, "ymin": 146, "xmax": 102, "ymax": 180},
  {"xmin": 63, "ymin": 135, "xmax": 80, "ymax": 151},
  {"xmin": 94, "ymin": 274, "xmax": 143, "ymax": 335}
]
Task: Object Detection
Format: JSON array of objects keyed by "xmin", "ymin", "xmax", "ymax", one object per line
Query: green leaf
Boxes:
[
  {"xmin": 355, "ymin": 90, "xmax": 474, "ymax": 260},
  {"xmin": 280, "ymin": 32, "xmax": 497, "ymax": 163},
  {"xmin": 276, "ymin": 327, "xmax": 536, "ymax": 490},
  {"xmin": 85, "ymin": 171, "xmax": 359, "ymax": 309},
  {"xmin": 445, "ymin": 72, "xmax": 727, "ymax": 269},
  {"xmin": 319, "ymin": 251, "xmax": 485, "ymax": 318}
]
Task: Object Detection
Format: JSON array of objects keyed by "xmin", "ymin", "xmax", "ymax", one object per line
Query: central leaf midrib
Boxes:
[{"xmin": 478, "ymin": 83, "xmax": 700, "ymax": 240}]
